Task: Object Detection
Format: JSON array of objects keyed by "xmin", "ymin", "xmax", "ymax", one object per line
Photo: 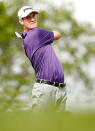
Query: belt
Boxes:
[{"xmin": 36, "ymin": 79, "xmax": 66, "ymax": 88}]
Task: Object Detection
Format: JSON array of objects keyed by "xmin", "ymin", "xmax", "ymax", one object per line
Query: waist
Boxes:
[{"xmin": 36, "ymin": 79, "xmax": 66, "ymax": 88}]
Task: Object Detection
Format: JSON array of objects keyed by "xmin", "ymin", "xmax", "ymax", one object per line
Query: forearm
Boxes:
[{"xmin": 53, "ymin": 31, "xmax": 61, "ymax": 40}]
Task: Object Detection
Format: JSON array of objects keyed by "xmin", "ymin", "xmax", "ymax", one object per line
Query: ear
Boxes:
[{"xmin": 19, "ymin": 19, "xmax": 24, "ymax": 25}]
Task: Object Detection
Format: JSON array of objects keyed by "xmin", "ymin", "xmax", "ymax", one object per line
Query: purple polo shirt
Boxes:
[{"xmin": 22, "ymin": 27, "xmax": 64, "ymax": 83}]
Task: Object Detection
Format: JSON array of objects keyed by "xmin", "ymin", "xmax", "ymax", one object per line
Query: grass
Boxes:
[{"xmin": 0, "ymin": 110, "xmax": 95, "ymax": 131}]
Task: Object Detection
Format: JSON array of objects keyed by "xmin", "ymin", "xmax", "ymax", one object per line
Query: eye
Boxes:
[
  {"xmin": 33, "ymin": 14, "xmax": 37, "ymax": 19},
  {"xmin": 26, "ymin": 15, "xmax": 31, "ymax": 19}
]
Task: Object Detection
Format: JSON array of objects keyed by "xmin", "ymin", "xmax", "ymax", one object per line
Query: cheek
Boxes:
[
  {"xmin": 35, "ymin": 18, "xmax": 37, "ymax": 22},
  {"xmin": 33, "ymin": 17, "xmax": 37, "ymax": 22},
  {"xmin": 24, "ymin": 21, "xmax": 30, "ymax": 26}
]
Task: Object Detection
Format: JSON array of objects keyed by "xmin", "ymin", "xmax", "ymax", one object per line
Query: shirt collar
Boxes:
[{"xmin": 22, "ymin": 32, "xmax": 27, "ymax": 39}]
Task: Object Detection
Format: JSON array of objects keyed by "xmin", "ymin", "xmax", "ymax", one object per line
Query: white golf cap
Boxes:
[{"xmin": 18, "ymin": 6, "xmax": 39, "ymax": 19}]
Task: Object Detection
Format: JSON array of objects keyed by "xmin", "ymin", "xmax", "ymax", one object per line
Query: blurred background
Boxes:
[{"xmin": 0, "ymin": 0, "xmax": 95, "ymax": 113}]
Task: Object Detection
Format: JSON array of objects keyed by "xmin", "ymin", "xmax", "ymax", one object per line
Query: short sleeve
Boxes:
[
  {"xmin": 22, "ymin": 28, "xmax": 54, "ymax": 61},
  {"xmin": 37, "ymin": 28, "xmax": 54, "ymax": 45}
]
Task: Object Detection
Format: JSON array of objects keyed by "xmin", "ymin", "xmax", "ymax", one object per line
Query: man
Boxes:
[{"xmin": 17, "ymin": 6, "xmax": 67, "ymax": 112}]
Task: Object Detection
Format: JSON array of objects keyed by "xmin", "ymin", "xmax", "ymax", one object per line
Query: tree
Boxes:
[{"xmin": 0, "ymin": 0, "xmax": 95, "ymax": 111}]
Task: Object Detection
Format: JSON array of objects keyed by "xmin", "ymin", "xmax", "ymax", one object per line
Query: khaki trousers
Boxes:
[{"xmin": 31, "ymin": 83, "xmax": 67, "ymax": 112}]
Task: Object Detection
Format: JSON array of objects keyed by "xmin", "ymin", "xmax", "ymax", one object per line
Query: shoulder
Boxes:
[
  {"xmin": 28, "ymin": 27, "xmax": 44, "ymax": 35},
  {"xmin": 31, "ymin": 27, "xmax": 49, "ymax": 37},
  {"xmin": 34, "ymin": 27, "xmax": 50, "ymax": 33}
]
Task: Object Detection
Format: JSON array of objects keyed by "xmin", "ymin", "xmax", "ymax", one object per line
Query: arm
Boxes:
[{"xmin": 53, "ymin": 31, "xmax": 61, "ymax": 40}]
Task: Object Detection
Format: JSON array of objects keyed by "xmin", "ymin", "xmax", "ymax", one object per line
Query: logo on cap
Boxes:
[{"xmin": 23, "ymin": 7, "xmax": 33, "ymax": 12}]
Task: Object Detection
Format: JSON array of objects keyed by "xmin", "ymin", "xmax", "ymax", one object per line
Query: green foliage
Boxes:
[{"xmin": 0, "ymin": 0, "xmax": 95, "ymax": 112}]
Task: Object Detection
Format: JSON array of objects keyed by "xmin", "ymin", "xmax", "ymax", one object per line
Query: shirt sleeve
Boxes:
[
  {"xmin": 37, "ymin": 28, "xmax": 54, "ymax": 45},
  {"xmin": 22, "ymin": 28, "xmax": 54, "ymax": 61}
]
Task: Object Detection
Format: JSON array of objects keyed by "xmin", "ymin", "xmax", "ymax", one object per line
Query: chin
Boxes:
[{"xmin": 30, "ymin": 25, "xmax": 37, "ymax": 29}]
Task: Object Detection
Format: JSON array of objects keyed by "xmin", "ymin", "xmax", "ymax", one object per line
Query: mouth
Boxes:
[
  {"xmin": 30, "ymin": 23, "xmax": 37, "ymax": 27},
  {"xmin": 28, "ymin": 21, "xmax": 37, "ymax": 28},
  {"xmin": 30, "ymin": 21, "xmax": 37, "ymax": 24}
]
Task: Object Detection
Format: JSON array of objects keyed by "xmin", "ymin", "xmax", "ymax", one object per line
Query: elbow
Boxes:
[
  {"xmin": 57, "ymin": 33, "xmax": 61, "ymax": 40},
  {"xmin": 53, "ymin": 31, "xmax": 61, "ymax": 40}
]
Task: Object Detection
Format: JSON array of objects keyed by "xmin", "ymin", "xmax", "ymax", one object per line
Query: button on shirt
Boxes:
[{"xmin": 22, "ymin": 27, "xmax": 64, "ymax": 83}]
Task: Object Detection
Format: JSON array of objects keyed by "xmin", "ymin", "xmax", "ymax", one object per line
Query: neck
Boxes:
[
  {"xmin": 23, "ymin": 27, "xmax": 37, "ymax": 32},
  {"xmin": 24, "ymin": 27, "xmax": 28, "ymax": 32}
]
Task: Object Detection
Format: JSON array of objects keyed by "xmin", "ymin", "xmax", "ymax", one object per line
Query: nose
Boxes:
[
  {"xmin": 31, "ymin": 18, "xmax": 34, "ymax": 22},
  {"xmin": 31, "ymin": 17, "xmax": 36, "ymax": 22}
]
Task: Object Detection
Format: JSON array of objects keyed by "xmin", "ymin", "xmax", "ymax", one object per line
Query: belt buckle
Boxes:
[{"xmin": 59, "ymin": 83, "xmax": 63, "ymax": 87}]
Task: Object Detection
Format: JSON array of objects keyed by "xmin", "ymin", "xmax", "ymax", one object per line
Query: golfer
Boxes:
[{"xmin": 17, "ymin": 6, "xmax": 67, "ymax": 112}]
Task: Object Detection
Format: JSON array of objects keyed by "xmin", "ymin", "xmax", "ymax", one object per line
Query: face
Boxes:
[{"xmin": 19, "ymin": 12, "xmax": 38, "ymax": 31}]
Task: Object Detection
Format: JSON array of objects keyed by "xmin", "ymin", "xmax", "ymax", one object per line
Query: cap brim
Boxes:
[{"xmin": 21, "ymin": 10, "xmax": 39, "ymax": 19}]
